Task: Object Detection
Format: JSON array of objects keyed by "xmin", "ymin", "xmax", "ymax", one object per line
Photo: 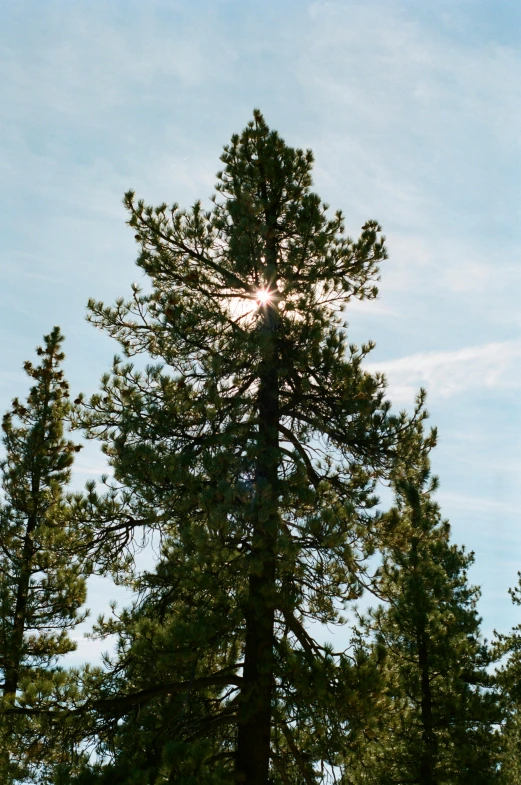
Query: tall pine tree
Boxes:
[
  {"xmin": 0, "ymin": 328, "xmax": 87, "ymax": 783},
  {"xmin": 69, "ymin": 111, "xmax": 428, "ymax": 784},
  {"xmin": 492, "ymin": 575, "xmax": 521, "ymax": 783},
  {"xmin": 342, "ymin": 450, "xmax": 500, "ymax": 784}
]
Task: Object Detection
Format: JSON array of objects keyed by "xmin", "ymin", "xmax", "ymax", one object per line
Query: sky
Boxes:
[{"xmin": 1, "ymin": 0, "xmax": 520, "ymax": 663}]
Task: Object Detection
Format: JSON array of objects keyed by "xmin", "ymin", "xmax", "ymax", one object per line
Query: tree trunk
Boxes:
[
  {"xmin": 236, "ymin": 213, "xmax": 280, "ymax": 784},
  {"xmin": 236, "ymin": 349, "xmax": 279, "ymax": 784},
  {"xmin": 3, "ymin": 380, "xmax": 50, "ymax": 700},
  {"xmin": 418, "ymin": 627, "xmax": 436, "ymax": 785},
  {"xmin": 409, "ymin": 505, "xmax": 437, "ymax": 785},
  {"xmin": 1, "ymin": 515, "xmax": 37, "ymax": 781},
  {"xmin": 3, "ymin": 515, "xmax": 37, "ymax": 698}
]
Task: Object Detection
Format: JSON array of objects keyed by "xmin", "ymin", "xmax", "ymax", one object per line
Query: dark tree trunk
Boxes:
[
  {"xmin": 1, "ymin": 515, "xmax": 37, "ymax": 781},
  {"xmin": 412, "ymin": 527, "xmax": 436, "ymax": 785},
  {"xmin": 418, "ymin": 627, "xmax": 436, "ymax": 785},
  {"xmin": 236, "ymin": 212, "xmax": 280, "ymax": 785},
  {"xmin": 1, "ymin": 370, "xmax": 49, "ymax": 777},
  {"xmin": 236, "ymin": 345, "xmax": 279, "ymax": 784},
  {"xmin": 3, "ymin": 515, "xmax": 36, "ymax": 698}
]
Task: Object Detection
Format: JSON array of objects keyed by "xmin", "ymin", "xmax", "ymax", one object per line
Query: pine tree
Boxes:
[
  {"xmin": 52, "ymin": 517, "xmax": 391, "ymax": 784},
  {"xmin": 71, "ymin": 110, "xmax": 429, "ymax": 783},
  {"xmin": 493, "ymin": 576, "xmax": 521, "ymax": 784},
  {"xmin": 342, "ymin": 450, "xmax": 500, "ymax": 784},
  {"xmin": 0, "ymin": 328, "xmax": 87, "ymax": 782}
]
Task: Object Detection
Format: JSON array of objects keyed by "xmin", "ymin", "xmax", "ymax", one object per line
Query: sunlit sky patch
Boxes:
[{"xmin": 1, "ymin": 0, "xmax": 520, "ymax": 661}]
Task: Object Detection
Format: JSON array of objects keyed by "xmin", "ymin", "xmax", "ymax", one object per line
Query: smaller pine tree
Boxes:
[
  {"xmin": 343, "ymin": 448, "xmax": 500, "ymax": 784},
  {"xmin": 0, "ymin": 328, "xmax": 87, "ymax": 783},
  {"xmin": 493, "ymin": 576, "xmax": 521, "ymax": 784}
]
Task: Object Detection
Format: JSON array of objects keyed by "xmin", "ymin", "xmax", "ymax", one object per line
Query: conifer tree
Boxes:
[
  {"xmin": 52, "ymin": 509, "xmax": 391, "ymax": 784},
  {"xmin": 72, "ymin": 111, "xmax": 429, "ymax": 784},
  {"xmin": 0, "ymin": 328, "xmax": 87, "ymax": 782},
  {"xmin": 342, "ymin": 452, "xmax": 500, "ymax": 784},
  {"xmin": 493, "ymin": 576, "xmax": 521, "ymax": 783}
]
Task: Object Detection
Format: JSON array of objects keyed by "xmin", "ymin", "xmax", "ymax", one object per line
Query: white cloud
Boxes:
[
  {"xmin": 1, "ymin": 0, "xmax": 520, "ymax": 650},
  {"xmin": 366, "ymin": 340, "xmax": 521, "ymax": 403},
  {"xmin": 437, "ymin": 491, "xmax": 521, "ymax": 518}
]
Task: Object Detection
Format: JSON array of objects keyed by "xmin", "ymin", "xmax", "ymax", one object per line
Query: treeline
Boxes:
[{"xmin": 1, "ymin": 112, "xmax": 520, "ymax": 784}]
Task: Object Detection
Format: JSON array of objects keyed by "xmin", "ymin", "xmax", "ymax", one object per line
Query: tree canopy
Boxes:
[
  {"xmin": 0, "ymin": 112, "xmax": 514, "ymax": 785},
  {"xmin": 64, "ymin": 110, "xmax": 433, "ymax": 784},
  {"xmin": 0, "ymin": 328, "xmax": 86, "ymax": 782}
]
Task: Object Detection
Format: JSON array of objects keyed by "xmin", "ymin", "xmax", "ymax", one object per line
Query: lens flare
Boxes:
[{"xmin": 256, "ymin": 288, "xmax": 271, "ymax": 306}]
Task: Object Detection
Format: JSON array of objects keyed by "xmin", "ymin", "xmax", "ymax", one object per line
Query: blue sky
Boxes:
[{"xmin": 1, "ymin": 0, "xmax": 520, "ymax": 662}]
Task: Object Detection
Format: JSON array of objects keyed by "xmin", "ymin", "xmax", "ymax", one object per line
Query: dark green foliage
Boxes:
[
  {"xmin": 0, "ymin": 328, "xmax": 87, "ymax": 782},
  {"xmin": 342, "ymin": 451, "xmax": 501, "ymax": 784},
  {"xmin": 0, "ymin": 114, "xmax": 501, "ymax": 785},
  {"xmin": 493, "ymin": 577, "xmax": 521, "ymax": 783},
  {"xmin": 68, "ymin": 111, "xmax": 429, "ymax": 783}
]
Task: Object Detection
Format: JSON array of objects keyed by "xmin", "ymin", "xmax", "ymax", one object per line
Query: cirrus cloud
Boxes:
[{"xmin": 366, "ymin": 340, "xmax": 521, "ymax": 404}]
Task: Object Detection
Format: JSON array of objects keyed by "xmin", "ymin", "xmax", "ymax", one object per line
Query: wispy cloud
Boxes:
[
  {"xmin": 437, "ymin": 491, "xmax": 521, "ymax": 518},
  {"xmin": 366, "ymin": 340, "xmax": 521, "ymax": 403},
  {"xmin": 2, "ymin": 0, "xmax": 521, "ymax": 654}
]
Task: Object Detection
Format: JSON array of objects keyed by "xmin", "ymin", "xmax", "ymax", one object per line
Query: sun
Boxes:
[{"xmin": 256, "ymin": 288, "xmax": 272, "ymax": 306}]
